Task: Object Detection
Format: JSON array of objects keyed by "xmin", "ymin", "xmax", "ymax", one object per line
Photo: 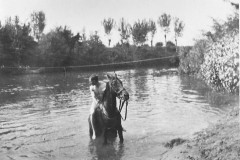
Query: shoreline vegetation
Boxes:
[
  {"xmin": 0, "ymin": 11, "xmax": 182, "ymax": 75},
  {"xmin": 178, "ymin": 3, "xmax": 239, "ymax": 94},
  {"xmin": 0, "ymin": 51, "xmax": 180, "ymax": 75},
  {"xmin": 0, "ymin": 54, "xmax": 179, "ymax": 74}
]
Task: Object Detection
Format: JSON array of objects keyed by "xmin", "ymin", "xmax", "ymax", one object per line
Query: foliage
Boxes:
[
  {"xmin": 0, "ymin": 16, "xmax": 36, "ymax": 66},
  {"xmin": 118, "ymin": 18, "xmax": 131, "ymax": 44},
  {"xmin": 85, "ymin": 31, "xmax": 106, "ymax": 64},
  {"xmin": 201, "ymin": 33, "xmax": 239, "ymax": 93},
  {"xmin": 0, "ymin": 12, "xmax": 181, "ymax": 72},
  {"xmin": 179, "ymin": 3, "xmax": 239, "ymax": 94},
  {"xmin": 158, "ymin": 13, "xmax": 171, "ymax": 45},
  {"xmin": 166, "ymin": 41, "xmax": 176, "ymax": 52},
  {"xmin": 30, "ymin": 11, "xmax": 46, "ymax": 41},
  {"xmin": 148, "ymin": 19, "xmax": 157, "ymax": 47},
  {"xmin": 178, "ymin": 40, "xmax": 207, "ymax": 74},
  {"xmin": 38, "ymin": 26, "xmax": 80, "ymax": 66},
  {"xmin": 166, "ymin": 41, "xmax": 175, "ymax": 47},
  {"xmin": 102, "ymin": 18, "xmax": 115, "ymax": 46},
  {"xmin": 155, "ymin": 42, "xmax": 163, "ymax": 47},
  {"xmin": 206, "ymin": 9, "xmax": 238, "ymax": 43},
  {"xmin": 131, "ymin": 19, "xmax": 149, "ymax": 46},
  {"xmin": 174, "ymin": 17, "xmax": 184, "ymax": 46},
  {"xmin": 38, "ymin": 27, "xmax": 69, "ymax": 66}
]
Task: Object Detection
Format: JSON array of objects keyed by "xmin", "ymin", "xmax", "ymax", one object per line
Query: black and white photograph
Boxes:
[{"xmin": 0, "ymin": 0, "xmax": 239, "ymax": 159}]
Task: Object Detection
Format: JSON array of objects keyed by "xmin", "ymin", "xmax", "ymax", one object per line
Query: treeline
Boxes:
[
  {"xmin": 178, "ymin": 2, "xmax": 239, "ymax": 94},
  {"xmin": 0, "ymin": 12, "xmax": 183, "ymax": 68}
]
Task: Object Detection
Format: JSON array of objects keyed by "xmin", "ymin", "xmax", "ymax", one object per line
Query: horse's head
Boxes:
[{"xmin": 107, "ymin": 73, "xmax": 129, "ymax": 101}]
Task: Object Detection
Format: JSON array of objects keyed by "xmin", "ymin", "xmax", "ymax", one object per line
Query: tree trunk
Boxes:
[
  {"xmin": 108, "ymin": 39, "xmax": 111, "ymax": 47},
  {"xmin": 164, "ymin": 34, "xmax": 167, "ymax": 46},
  {"xmin": 175, "ymin": 38, "xmax": 178, "ymax": 53}
]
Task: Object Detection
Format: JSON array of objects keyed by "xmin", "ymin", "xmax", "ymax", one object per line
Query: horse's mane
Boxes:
[
  {"xmin": 101, "ymin": 81, "xmax": 117, "ymax": 118},
  {"xmin": 102, "ymin": 81, "xmax": 109, "ymax": 101}
]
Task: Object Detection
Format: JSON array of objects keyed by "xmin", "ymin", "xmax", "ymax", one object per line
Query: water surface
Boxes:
[{"xmin": 0, "ymin": 68, "xmax": 238, "ymax": 160}]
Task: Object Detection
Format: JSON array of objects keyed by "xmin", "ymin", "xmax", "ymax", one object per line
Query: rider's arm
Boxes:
[{"xmin": 90, "ymin": 85, "xmax": 100, "ymax": 104}]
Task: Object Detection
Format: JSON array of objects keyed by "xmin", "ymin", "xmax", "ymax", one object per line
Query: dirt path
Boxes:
[{"xmin": 160, "ymin": 106, "xmax": 240, "ymax": 160}]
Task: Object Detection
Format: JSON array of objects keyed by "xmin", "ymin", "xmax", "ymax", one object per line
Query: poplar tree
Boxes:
[
  {"xmin": 148, "ymin": 19, "xmax": 157, "ymax": 47},
  {"xmin": 102, "ymin": 18, "xmax": 115, "ymax": 47},
  {"xmin": 30, "ymin": 11, "xmax": 46, "ymax": 42},
  {"xmin": 174, "ymin": 17, "xmax": 184, "ymax": 47},
  {"xmin": 131, "ymin": 19, "xmax": 149, "ymax": 46},
  {"xmin": 158, "ymin": 13, "xmax": 171, "ymax": 46},
  {"xmin": 118, "ymin": 18, "xmax": 131, "ymax": 44}
]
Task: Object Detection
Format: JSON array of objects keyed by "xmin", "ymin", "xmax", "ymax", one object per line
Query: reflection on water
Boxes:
[
  {"xmin": 0, "ymin": 68, "xmax": 239, "ymax": 160},
  {"xmin": 88, "ymin": 140, "xmax": 125, "ymax": 160}
]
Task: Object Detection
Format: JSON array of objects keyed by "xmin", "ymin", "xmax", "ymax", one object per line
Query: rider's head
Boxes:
[{"xmin": 89, "ymin": 74, "xmax": 98, "ymax": 85}]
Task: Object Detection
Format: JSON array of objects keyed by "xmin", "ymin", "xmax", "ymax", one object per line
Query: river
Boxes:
[{"xmin": 0, "ymin": 68, "xmax": 239, "ymax": 160}]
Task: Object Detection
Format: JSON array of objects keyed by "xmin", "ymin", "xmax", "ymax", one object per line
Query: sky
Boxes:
[{"xmin": 0, "ymin": 0, "xmax": 237, "ymax": 46}]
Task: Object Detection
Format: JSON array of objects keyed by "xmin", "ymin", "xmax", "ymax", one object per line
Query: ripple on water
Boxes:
[{"xmin": 0, "ymin": 68, "xmax": 238, "ymax": 159}]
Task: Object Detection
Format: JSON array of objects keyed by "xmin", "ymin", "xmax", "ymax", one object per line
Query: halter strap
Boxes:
[{"xmin": 116, "ymin": 88, "xmax": 124, "ymax": 95}]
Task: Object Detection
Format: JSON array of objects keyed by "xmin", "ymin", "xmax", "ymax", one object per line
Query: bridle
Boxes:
[
  {"xmin": 109, "ymin": 80, "xmax": 129, "ymax": 121},
  {"xmin": 116, "ymin": 88, "xmax": 125, "ymax": 97}
]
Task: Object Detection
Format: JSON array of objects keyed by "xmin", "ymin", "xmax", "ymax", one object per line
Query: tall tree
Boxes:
[
  {"xmin": 148, "ymin": 19, "xmax": 157, "ymax": 47},
  {"xmin": 38, "ymin": 26, "xmax": 74, "ymax": 66},
  {"xmin": 158, "ymin": 13, "xmax": 171, "ymax": 46},
  {"xmin": 174, "ymin": 17, "xmax": 184, "ymax": 47},
  {"xmin": 102, "ymin": 18, "xmax": 115, "ymax": 47},
  {"xmin": 131, "ymin": 19, "xmax": 149, "ymax": 46},
  {"xmin": 30, "ymin": 11, "xmax": 46, "ymax": 42},
  {"xmin": 118, "ymin": 18, "xmax": 131, "ymax": 44}
]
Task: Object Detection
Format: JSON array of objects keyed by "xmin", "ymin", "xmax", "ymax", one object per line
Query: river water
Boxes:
[{"xmin": 0, "ymin": 68, "xmax": 239, "ymax": 160}]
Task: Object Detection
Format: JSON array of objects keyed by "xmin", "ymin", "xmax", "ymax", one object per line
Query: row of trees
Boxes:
[
  {"xmin": 0, "ymin": 11, "xmax": 180, "ymax": 68},
  {"xmin": 102, "ymin": 14, "xmax": 184, "ymax": 47}
]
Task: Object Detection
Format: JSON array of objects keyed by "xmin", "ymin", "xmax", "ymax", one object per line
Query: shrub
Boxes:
[
  {"xmin": 201, "ymin": 33, "xmax": 239, "ymax": 93},
  {"xmin": 155, "ymin": 42, "xmax": 163, "ymax": 47},
  {"xmin": 178, "ymin": 40, "xmax": 207, "ymax": 75},
  {"xmin": 166, "ymin": 41, "xmax": 176, "ymax": 52}
]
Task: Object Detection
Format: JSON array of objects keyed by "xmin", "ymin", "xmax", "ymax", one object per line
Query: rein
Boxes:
[{"xmin": 119, "ymin": 100, "xmax": 128, "ymax": 121}]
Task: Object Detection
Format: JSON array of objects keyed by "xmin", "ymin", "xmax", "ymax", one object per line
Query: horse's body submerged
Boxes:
[{"xmin": 88, "ymin": 74, "xmax": 129, "ymax": 144}]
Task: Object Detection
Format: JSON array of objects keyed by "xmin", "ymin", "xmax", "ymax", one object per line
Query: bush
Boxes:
[
  {"xmin": 155, "ymin": 42, "xmax": 163, "ymax": 47},
  {"xmin": 201, "ymin": 33, "xmax": 239, "ymax": 93},
  {"xmin": 179, "ymin": 6, "xmax": 239, "ymax": 94},
  {"xmin": 166, "ymin": 41, "xmax": 176, "ymax": 52},
  {"xmin": 178, "ymin": 40, "xmax": 207, "ymax": 75}
]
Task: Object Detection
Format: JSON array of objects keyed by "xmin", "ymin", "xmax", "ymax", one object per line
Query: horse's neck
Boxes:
[{"xmin": 104, "ymin": 82, "xmax": 117, "ymax": 117}]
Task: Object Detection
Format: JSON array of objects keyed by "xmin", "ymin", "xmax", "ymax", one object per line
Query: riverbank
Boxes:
[
  {"xmin": 0, "ymin": 55, "xmax": 179, "ymax": 75},
  {"xmin": 161, "ymin": 106, "xmax": 239, "ymax": 160}
]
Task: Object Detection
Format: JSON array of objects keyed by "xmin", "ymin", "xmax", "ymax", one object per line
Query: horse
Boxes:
[{"xmin": 88, "ymin": 73, "xmax": 129, "ymax": 144}]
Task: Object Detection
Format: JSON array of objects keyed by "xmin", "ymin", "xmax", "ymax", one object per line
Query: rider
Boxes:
[{"xmin": 89, "ymin": 74, "xmax": 106, "ymax": 139}]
